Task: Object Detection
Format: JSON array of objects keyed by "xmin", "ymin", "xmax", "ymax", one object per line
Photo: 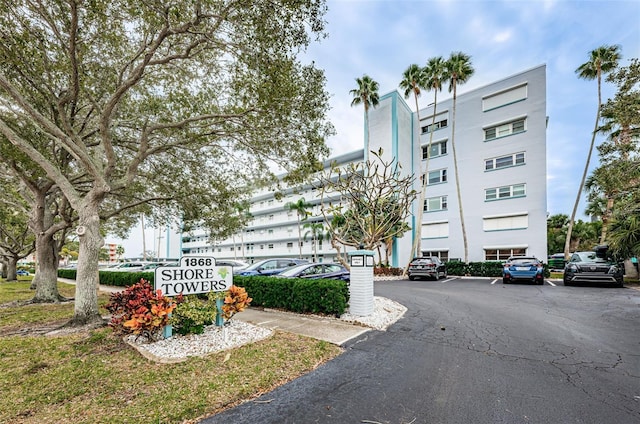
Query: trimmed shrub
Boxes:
[
  {"xmin": 105, "ymin": 279, "xmax": 177, "ymax": 341},
  {"xmin": 374, "ymin": 266, "xmax": 403, "ymax": 276},
  {"xmin": 234, "ymin": 275, "xmax": 349, "ymax": 316},
  {"xmin": 170, "ymin": 293, "xmax": 216, "ymax": 335}
]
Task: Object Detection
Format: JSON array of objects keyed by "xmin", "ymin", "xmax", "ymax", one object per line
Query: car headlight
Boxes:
[
  {"xmin": 567, "ymin": 264, "xmax": 578, "ymax": 272},
  {"xmin": 608, "ymin": 266, "xmax": 619, "ymax": 274}
]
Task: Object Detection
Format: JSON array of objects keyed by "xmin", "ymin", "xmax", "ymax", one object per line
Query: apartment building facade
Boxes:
[{"xmin": 181, "ymin": 64, "xmax": 548, "ymax": 266}]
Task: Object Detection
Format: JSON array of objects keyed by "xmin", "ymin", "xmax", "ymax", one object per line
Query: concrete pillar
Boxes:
[{"xmin": 348, "ymin": 249, "xmax": 374, "ymax": 316}]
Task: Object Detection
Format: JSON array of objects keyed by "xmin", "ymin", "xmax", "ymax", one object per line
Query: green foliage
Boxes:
[
  {"xmin": 57, "ymin": 268, "xmax": 77, "ymax": 279},
  {"xmin": 234, "ymin": 275, "xmax": 349, "ymax": 316},
  {"xmin": 170, "ymin": 294, "xmax": 217, "ymax": 336},
  {"xmin": 105, "ymin": 279, "xmax": 176, "ymax": 341},
  {"xmin": 446, "ymin": 261, "xmax": 550, "ymax": 278},
  {"xmin": 97, "ymin": 271, "xmax": 155, "ymax": 287}
]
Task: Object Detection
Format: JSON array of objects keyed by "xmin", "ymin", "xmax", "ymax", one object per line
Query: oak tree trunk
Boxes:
[
  {"xmin": 70, "ymin": 199, "xmax": 104, "ymax": 326},
  {"xmin": 31, "ymin": 232, "xmax": 65, "ymax": 302}
]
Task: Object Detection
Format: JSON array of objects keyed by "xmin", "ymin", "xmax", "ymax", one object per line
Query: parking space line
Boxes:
[
  {"xmin": 440, "ymin": 277, "xmax": 455, "ymax": 283},
  {"xmin": 491, "ymin": 279, "xmax": 498, "ymax": 285},
  {"xmin": 546, "ymin": 280, "xmax": 556, "ymax": 286}
]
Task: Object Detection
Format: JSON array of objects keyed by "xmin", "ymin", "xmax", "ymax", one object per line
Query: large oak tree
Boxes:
[{"xmin": 0, "ymin": 0, "xmax": 333, "ymax": 325}]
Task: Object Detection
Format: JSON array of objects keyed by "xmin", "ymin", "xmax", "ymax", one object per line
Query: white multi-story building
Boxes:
[{"xmin": 182, "ymin": 64, "xmax": 548, "ymax": 266}]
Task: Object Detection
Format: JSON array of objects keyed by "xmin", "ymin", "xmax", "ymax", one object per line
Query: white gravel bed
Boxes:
[
  {"xmin": 126, "ymin": 320, "xmax": 273, "ymax": 363},
  {"xmin": 339, "ymin": 296, "xmax": 407, "ymax": 330}
]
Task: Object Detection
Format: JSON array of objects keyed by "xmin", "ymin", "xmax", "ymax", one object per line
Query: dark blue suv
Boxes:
[{"xmin": 234, "ymin": 258, "xmax": 308, "ymax": 276}]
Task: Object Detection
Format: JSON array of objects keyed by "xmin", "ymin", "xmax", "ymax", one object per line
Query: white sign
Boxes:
[{"xmin": 155, "ymin": 256, "xmax": 232, "ymax": 297}]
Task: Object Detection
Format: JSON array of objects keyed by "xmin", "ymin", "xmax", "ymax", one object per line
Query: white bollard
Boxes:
[{"xmin": 348, "ymin": 250, "xmax": 374, "ymax": 316}]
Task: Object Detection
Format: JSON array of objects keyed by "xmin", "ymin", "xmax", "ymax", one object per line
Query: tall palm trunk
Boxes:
[
  {"xmin": 408, "ymin": 91, "xmax": 439, "ymax": 266},
  {"xmin": 600, "ymin": 196, "xmax": 615, "ymax": 244},
  {"xmin": 564, "ymin": 75, "xmax": 602, "ymax": 258},
  {"xmin": 297, "ymin": 214, "xmax": 303, "ymax": 259},
  {"xmin": 450, "ymin": 82, "xmax": 469, "ymax": 263}
]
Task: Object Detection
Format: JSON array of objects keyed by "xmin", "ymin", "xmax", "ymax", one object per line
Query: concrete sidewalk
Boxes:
[{"xmin": 232, "ymin": 308, "xmax": 371, "ymax": 346}]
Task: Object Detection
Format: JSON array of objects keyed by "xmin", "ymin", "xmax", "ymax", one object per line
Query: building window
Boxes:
[
  {"xmin": 427, "ymin": 169, "xmax": 447, "ymax": 185},
  {"xmin": 422, "ymin": 140, "xmax": 448, "ymax": 160},
  {"xmin": 422, "ymin": 250, "xmax": 449, "ymax": 261},
  {"xmin": 268, "ymin": 244, "xmax": 274, "ymax": 249},
  {"xmin": 268, "ymin": 229, "xmax": 274, "ymax": 234},
  {"xmin": 286, "ymin": 242, "xmax": 293, "ymax": 248},
  {"xmin": 484, "ymin": 118, "xmax": 526, "ymax": 141},
  {"xmin": 424, "ymin": 196, "xmax": 448, "ymax": 212},
  {"xmin": 485, "ymin": 152, "xmax": 525, "ymax": 171},
  {"xmin": 269, "ymin": 214, "xmax": 274, "ymax": 221},
  {"xmin": 422, "ymin": 221, "xmax": 449, "ymax": 239},
  {"xmin": 485, "ymin": 183, "xmax": 526, "ymax": 201},
  {"xmin": 260, "ymin": 244, "xmax": 264, "ymax": 250},
  {"xmin": 483, "ymin": 213, "xmax": 528, "ymax": 231},
  {"xmin": 421, "ymin": 118, "xmax": 448, "ymax": 134},
  {"xmin": 482, "ymin": 83, "xmax": 528, "ymax": 111},
  {"xmin": 484, "ymin": 248, "xmax": 526, "ymax": 261}
]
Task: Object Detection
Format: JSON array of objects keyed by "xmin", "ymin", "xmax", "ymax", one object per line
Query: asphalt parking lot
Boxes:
[{"xmin": 204, "ymin": 277, "xmax": 640, "ymax": 424}]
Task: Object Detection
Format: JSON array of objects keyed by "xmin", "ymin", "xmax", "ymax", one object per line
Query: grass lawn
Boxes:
[{"xmin": 0, "ymin": 279, "xmax": 342, "ymax": 423}]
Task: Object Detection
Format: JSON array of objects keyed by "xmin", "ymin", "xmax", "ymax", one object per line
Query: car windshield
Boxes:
[
  {"xmin": 574, "ymin": 252, "xmax": 607, "ymax": 262},
  {"xmin": 278, "ymin": 264, "xmax": 312, "ymax": 277},
  {"xmin": 508, "ymin": 257, "xmax": 539, "ymax": 265},
  {"xmin": 412, "ymin": 258, "xmax": 434, "ymax": 264}
]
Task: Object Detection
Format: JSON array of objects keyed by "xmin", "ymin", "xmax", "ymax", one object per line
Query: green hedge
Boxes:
[
  {"xmin": 446, "ymin": 261, "xmax": 550, "ymax": 278},
  {"xmin": 57, "ymin": 269, "xmax": 154, "ymax": 287},
  {"xmin": 234, "ymin": 275, "xmax": 349, "ymax": 316},
  {"xmin": 58, "ymin": 270, "xmax": 350, "ymax": 316},
  {"xmin": 97, "ymin": 271, "xmax": 155, "ymax": 287}
]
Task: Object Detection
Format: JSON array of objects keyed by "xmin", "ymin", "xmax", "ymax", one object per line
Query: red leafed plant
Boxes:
[
  {"xmin": 221, "ymin": 285, "xmax": 252, "ymax": 320},
  {"xmin": 105, "ymin": 279, "xmax": 180, "ymax": 341}
]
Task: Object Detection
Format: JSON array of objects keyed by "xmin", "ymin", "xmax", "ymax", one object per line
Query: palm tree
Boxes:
[
  {"xmin": 115, "ymin": 245, "xmax": 124, "ymax": 261},
  {"xmin": 303, "ymin": 221, "xmax": 325, "ymax": 262},
  {"xmin": 445, "ymin": 52, "xmax": 474, "ymax": 263},
  {"xmin": 399, "ymin": 64, "xmax": 426, "ymax": 263},
  {"xmin": 404, "ymin": 57, "xmax": 448, "ymax": 267},
  {"xmin": 350, "ymin": 75, "xmax": 380, "ymax": 159},
  {"xmin": 285, "ymin": 197, "xmax": 312, "ymax": 259},
  {"xmin": 564, "ymin": 45, "xmax": 621, "ymax": 259}
]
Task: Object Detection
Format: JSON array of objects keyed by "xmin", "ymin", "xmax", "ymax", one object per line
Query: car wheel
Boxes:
[
  {"xmin": 502, "ymin": 278, "xmax": 509, "ymax": 284},
  {"xmin": 537, "ymin": 280, "xmax": 544, "ymax": 285},
  {"xmin": 408, "ymin": 275, "xmax": 416, "ymax": 281},
  {"xmin": 615, "ymin": 281, "xmax": 624, "ymax": 288},
  {"xmin": 564, "ymin": 280, "xmax": 572, "ymax": 286}
]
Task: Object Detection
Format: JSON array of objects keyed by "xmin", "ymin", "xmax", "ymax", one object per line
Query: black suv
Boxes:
[
  {"xmin": 563, "ymin": 245, "xmax": 624, "ymax": 287},
  {"xmin": 408, "ymin": 256, "xmax": 447, "ymax": 281}
]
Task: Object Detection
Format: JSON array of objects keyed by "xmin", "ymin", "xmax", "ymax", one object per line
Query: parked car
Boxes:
[
  {"xmin": 563, "ymin": 245, "xmax": 623, "ymax": 287},
  {"xmin": 275, "ymin": 262, "xmax": 350, "ymax": 281},
  {"xmin": 234, "ymin": 258, "xmax": 308, "ymax": 276},
  {"xmin": 136, "ymin": 262, "xmax": 168, "ymax": 271},
  {"xmin": 102, "ymin": 262, "xmax": 147, "ymax": 272},
  {"xmin": 408, "ymin": 256, "xmax": 447, "ymax": 280},
  {"xmin": 547, "ymin": 253, "xmax": 567, "ymax": 271},
  {"xmin": 216, "ymin": 259, "xmax": 250, "ymax": 272},
  {"xmin": 502, "ymin": 256, "xmax": 544, "ymax": 285},
  {"xmin": 16, "ymin": 269, "xmax": 30, "ymax": 276}
]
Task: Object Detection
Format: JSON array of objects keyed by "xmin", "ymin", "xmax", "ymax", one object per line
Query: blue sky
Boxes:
[
  {"xmin": 110, "ymin": 0, "xmax": 640, "ymax": 257},
  {"xmin": 306, "ymin": 0, "xmax": 640, "ymax": 219}
]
